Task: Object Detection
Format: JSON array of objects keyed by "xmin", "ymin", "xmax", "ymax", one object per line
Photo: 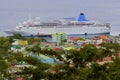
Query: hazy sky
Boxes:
[{"xmin": 0, "ymin": 0, "xmax": 120, "ymax": 35}]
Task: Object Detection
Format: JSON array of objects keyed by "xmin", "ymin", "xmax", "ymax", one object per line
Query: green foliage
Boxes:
[
  {"xmin": 78, "ymin": 37, "xmax": 85, "ymax": 41},
  {"xmin": 26, "ymin": 37, "xmax": 46, "ymax": 44},
  {"xmin": 9, "ymin": 33, "xmax": 24, "ymax": 39},
  {"xmin": 8, "ymin": 34, "xmax": 25, "ymax": 43},
  {"xmin": 99, "ymin": 43, "xmax": 120, "ymax": 57},
  {"xmin": 80, "ymin": 44, "xmax": 99, "ymax": 61},
  {"xmin": 108, "ymin": 57, "xmax": 120, "ymax": 80},
  {"xmin": 78, "ymin": 68, "xmax": 92, "ymax": 80},
  {"xmin": 0, "ymin": 36, "xmax": 10, "ymax": 49},
  {"xmin": 24, "ymin": 56, "xmax": 41, "ymax": 66},
  {"xmin": 66, "ymin": 44, "xmax": 99, "ymax": 68},
  {"xmin": 87, "ymin": 62, "xmax": 111, "ymax": 80},
  {"xmin": 0, "ymin": 36, "xmax": 120, "ymax": 80},
  {"xmin": 0, "ymin": 60, "xmax": 8, "ymax": 73}
]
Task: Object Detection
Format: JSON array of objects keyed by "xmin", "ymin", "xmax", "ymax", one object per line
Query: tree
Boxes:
[
  {"xmin": 0, "ymin": 36, "xmax": 10, "ymax": 49},
  {"xmin": 99, "ymin": 43, "xmax": 120, "ymax": 57},
  {"xmin": 87, "ymin": 62, "xmax": 111, "ymax": 80},
  {"xmin": 78, "ymin": 67, "xmax": 91, "ymax": 80},
  {"xmin": 80, "ymin": 44, "xmax": 99, "ymax": 62},
  {"xmin": 26, "ymin": 37, "xmax": 46, "ymax": 45},
  {"xmin": 0, "ymin": 37, "xmax": 11, "ymax": 79},
  {"xmin": 8, "ymin": 33, "xmax": 25, "ymax": 44},
  {"xmin": 108, "ymin": 57, "xmax": 120, "ymax": 80},
  {"xmin": 0, "ymin": 60, "xmax": 8, "ymax": 73},
  {"xmin": 65, "ymin": 44, "xmax": 99, "ymax": 68}
]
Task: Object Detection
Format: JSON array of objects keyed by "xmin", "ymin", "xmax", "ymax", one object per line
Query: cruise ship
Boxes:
[{"xmin": 5, "ymin": 13, "xmax": 111, "ymax": 38}]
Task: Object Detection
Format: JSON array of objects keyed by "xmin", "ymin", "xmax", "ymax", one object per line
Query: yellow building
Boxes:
[{"xmin": 17, "ymin": 40, "xmax": 28, "ymax": 45}]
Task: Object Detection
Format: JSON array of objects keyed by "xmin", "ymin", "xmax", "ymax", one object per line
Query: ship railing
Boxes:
[{"xmin": 93, "ymin": 23, "xmax": 111, "ymax": 27}]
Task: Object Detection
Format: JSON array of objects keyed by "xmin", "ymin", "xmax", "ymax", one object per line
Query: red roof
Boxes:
[
  {"xmin": 55, "ymin": 47, "xmax": 61, "ymax": 51},
  {"xmin": 16, "ymin": 77, "xmax": 23, "ymax": 80},
  {"xmin": 117, "ymin": 53, "xmax": 120, "ymax": 57},
  {"xmin": 99, "ymin": 36, "xmax": 108, "ymax": 40},
  {"xmin": 103, "ymin": 57, "xmax": 112, "ymax": 61},
  {"xmin": 70, "ymin": 37, "xmax": 79, "ymax": 41},
  {"xmin": 94, "ymin": 43, "xmax": 98, "ymax": 47},
  {"xmin": 81, "ymin": 43, "xmax": 87, "ymax": 47}
]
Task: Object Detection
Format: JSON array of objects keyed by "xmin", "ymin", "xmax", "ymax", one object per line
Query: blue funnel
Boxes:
[{"xmin": 77, "ymin": 13, "xmax": 88, "ymax": 22}]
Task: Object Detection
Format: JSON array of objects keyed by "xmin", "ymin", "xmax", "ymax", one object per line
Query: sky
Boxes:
[{"xmin": 0, "ymin": 0, "xmax": 120, "ymax": 36}]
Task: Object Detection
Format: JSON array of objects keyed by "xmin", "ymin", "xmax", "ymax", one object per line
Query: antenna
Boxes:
[{"xmin": 28, "ymin": 14, "xmax": 32, "ymax": 22}]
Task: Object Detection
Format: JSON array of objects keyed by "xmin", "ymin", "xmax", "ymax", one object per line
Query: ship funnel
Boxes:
[{"xmin": 77, "ymin": 13, "xmax": 88, "ymax": 22}]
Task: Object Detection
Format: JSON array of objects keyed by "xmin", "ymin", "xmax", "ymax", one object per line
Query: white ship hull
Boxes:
[{"xmin": 5, "ymin": 25, "xmax": 110, "ymax": 38}]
